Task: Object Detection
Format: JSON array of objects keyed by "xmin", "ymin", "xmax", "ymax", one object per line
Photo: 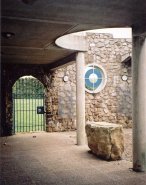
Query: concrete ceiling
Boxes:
[{"xmin": 1, "ymin": 0, "xmax": 146, "ymax": 66}]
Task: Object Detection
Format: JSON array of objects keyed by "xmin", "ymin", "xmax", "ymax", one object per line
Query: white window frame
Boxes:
[{"xmin": 85, "ymin": 63, "xmax": 107, "ymax": 94}]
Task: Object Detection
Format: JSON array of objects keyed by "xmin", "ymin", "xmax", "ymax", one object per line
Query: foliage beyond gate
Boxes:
[{"xmin": 13, "ymin": 76, "xmax": 45, "ymax": 133}]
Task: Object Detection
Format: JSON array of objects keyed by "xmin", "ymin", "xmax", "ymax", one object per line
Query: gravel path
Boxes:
[{"xmin": 0, "ymin": 128, "xmax": 133, "ymax": 162}]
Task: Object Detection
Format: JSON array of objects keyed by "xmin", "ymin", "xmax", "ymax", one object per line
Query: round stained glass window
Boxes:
[{"xmin": 85, "ymin": 64, "xmax": 107, "ymax": 93}]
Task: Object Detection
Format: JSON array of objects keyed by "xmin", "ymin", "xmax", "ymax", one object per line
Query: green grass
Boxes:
[{"xmin": 13, "ymin": 99, "xmax": 45, "ymax": 133}]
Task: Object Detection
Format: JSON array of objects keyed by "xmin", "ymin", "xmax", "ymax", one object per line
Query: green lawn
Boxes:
[{"xmin": 13, "ymin": 99, "xmax": 45, "ymax": 132}]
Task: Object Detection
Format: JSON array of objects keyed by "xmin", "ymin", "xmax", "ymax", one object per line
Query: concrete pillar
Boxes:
[
  {"xmin": 76, "ymin": 52, "xmax": 86, "ymax": 145},
  {"xmin": 132, "ymin": 34, "xmax": 146, "ymax": 172}
]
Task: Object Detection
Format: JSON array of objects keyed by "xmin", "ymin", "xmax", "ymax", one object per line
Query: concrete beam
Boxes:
[{"xmin": 48, "ymin": 53, "xmax": 76, "ymax": 70}]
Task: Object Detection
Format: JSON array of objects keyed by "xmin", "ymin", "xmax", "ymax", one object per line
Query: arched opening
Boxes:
[{"xmin": 12, "ymin": 75, "xmax": 46, "ymax": 133}]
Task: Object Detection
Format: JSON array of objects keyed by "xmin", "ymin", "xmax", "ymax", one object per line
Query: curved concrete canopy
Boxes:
[
  {"xmin": 55, "ymin": 34, "xmax": 88, "ymax": 51},
  {"xmin": 1, "ymin": 0, "xmax": 146, "ymax": 66}
]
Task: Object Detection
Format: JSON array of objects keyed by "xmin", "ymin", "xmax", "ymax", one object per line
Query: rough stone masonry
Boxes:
[
  {"xmin": 46, "ymin": 33, "xmax": 132, "ymax": 132},
  {"xmin": 0, "ymin": 33, "xmax": 134, "ymax": 135}
]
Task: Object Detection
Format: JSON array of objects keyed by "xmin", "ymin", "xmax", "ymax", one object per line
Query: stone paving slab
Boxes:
[{"xmin": 0, "ymin": 130, "xmax": 146, "ymax": 185}]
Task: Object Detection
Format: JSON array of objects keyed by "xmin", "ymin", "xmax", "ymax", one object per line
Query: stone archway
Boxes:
[{"xmin": 1, "ymin": 63, "xmax": 52, "ymax": 136}]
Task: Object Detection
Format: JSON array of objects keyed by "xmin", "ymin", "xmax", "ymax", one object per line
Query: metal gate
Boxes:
[{"xmin": 13, "ymin": 76, "xmax": 45, "ymax": 133}]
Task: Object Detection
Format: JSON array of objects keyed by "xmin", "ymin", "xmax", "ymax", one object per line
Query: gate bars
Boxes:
[{"xmin": 13, "ymin": 76, "xmax": 45, "ymax": 133}]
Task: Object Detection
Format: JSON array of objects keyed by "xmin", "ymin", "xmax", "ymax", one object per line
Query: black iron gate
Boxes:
[{"xmin": 13, "ymin": 76, "xmax": 45, "ymax": 133}]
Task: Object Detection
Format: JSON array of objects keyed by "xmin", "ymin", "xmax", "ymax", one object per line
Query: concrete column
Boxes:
[
  {"xmin": 132, "ymin": 34, "xmax": 146, "ymax": 172},
  {"xmin": 76, "ymin": 52, "xmax": 86, "ymax": 145}
]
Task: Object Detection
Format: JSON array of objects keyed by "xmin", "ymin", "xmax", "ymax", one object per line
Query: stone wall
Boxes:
[
  {"xmin": 47, "ymin": 33, "xmax": 132, "ymax": 131},
  {"xmin": 46, "ymin": 64, "xmax": 76, "ymax": 132},
  {"xmin": 1, "ymin": 33, "xmax": 132, "ymax": 136},
  {"xmin": 85, "ymin": 33, "xmax": 132, "ymax": 127},
  {"xmin": 1, "ymin": 64, "xmax": 52, "ymax": 136}
]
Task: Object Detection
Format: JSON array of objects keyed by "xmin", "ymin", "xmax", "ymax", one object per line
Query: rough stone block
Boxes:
[{"xmin": 85, "ymin": 122, "xmax": 124, "ymax": 161}]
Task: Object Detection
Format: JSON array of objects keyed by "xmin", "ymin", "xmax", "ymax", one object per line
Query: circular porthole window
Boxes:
[{"xmin": 85, "ymin": 64, "xmax": 107, "ymax": 93}]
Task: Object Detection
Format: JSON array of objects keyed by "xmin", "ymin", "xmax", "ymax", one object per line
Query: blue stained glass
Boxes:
[
  {"xmin": 85, "ymin": 65, "xmax": 105, "ymax": 93},
  {"xmin": 94, "ymin": 78, "xmax": 102, "ymax": 88},
  {"xmin": 94, "ymin": 67, "xmax": 102, "ymax": 79},
  {"xmin": 85, "ymin": 78, "xmax": 94, "ymax": 90},
  {"xmin": 85, "ymin": 69, "xmax": 94, "ymax": 79}
]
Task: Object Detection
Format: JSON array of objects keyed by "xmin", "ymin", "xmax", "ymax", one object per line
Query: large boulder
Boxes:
[{"xmin": 85, "ymin": 122, "xmax": 124, "ymax": 161}]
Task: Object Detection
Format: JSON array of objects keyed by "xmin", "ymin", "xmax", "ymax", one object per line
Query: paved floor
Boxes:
[{"xmin": 0, "ymin": 131, "xmax": 146, "ymax": 185}]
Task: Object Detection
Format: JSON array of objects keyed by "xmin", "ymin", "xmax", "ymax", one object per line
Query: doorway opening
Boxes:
[{"xmin": 12, "ymin": 76, "xmax": 46, "ymax": 133}]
